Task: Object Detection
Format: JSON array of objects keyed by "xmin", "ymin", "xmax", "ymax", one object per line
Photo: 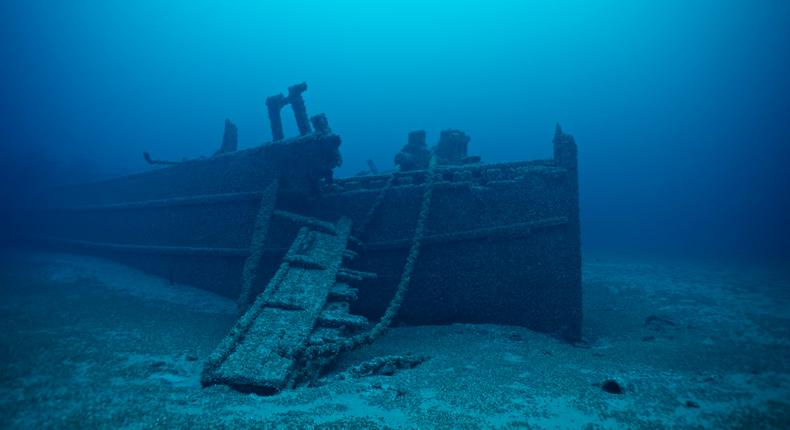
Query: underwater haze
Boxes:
[
  {"xmin": 1, "ymin": 0, "xmax": 788, "ymax": 261},
  {"xmin": 2, "ymin": 2, "xmax": 790, "ymax": 429}
]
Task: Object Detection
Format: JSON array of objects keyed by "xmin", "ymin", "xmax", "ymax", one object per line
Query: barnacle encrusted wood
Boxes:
[{"xmin": 202, "ymin": 217, "xmax": 358, "ymax": 394}]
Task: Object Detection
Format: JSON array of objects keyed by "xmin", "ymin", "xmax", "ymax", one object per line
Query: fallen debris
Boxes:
[
  {"xmin": 600, "ymin": 379, "xmax": 624, "ymax": 395},
  {"xmin": 341, "ymin": 354, "xmax": 430, "ymax": 378},
  {"xmin": 685, "ymin": 400, "xmax": 700, "ymax": 408}
]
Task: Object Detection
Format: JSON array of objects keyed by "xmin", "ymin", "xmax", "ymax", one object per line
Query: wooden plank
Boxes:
[
  {"xmin": 46, "ymin": 191, "xmax": 264, "ymax": 212},
  {"xmin": 35, "ymin": 237, "xmax": 250, "ymax": 257},
  {"xmin": 238, "ymin": 178, "xmax": 280, "ymax": 311},
  {"xmin": 202, "ymin": 217, "xmax": 352, "ymax": 394}
]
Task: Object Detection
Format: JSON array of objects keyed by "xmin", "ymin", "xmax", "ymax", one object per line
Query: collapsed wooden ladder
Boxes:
[
  {"xmin": 202, "ymin": 153, "xmax": 440, "ymax": 395},
  {"xmin": 201, "ymin": 216, "xmax": 374, "ymax": 394}
]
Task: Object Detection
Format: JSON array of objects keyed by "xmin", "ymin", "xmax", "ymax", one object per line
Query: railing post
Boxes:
[
  {"xmin": 266, "ymin": 94, "xmax": 287, "ymax": 141},
  {"xmin": 215, "ymin": 119, "xmax": 238, "ymax": 154},
  {"xmin": 310, "ymin": 113, "xmax": 330, "ymax": 134},
  {"xmin": 288, "ymin": 82, "xmax": 311, "ymax": 136},
  {"xmin": 553, "ymin": 123, "xmax": 577, "ymax": 172}
]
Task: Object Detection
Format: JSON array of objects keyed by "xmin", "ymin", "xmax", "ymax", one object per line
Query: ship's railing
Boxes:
[{"xmin": 330, "ymin": 158, "xmax": 566, "ymax": 194}]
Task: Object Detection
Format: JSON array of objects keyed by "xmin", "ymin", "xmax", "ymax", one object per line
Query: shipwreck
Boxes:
[{"xmin": 40, "ymin": 83, "xmax": 582, "ymax": 394}]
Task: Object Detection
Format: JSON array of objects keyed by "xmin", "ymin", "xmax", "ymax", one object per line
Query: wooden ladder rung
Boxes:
[
  {"xmin": 336, "ymin": 268, "xmax": 377, "ymax": 282},
  {"xmin": 328, "ymin": 283, "xmax": 358, "ymax": 301},
  {"xmin": 318, "ymin": 309, "xmax": 368, "ymax": 330}
]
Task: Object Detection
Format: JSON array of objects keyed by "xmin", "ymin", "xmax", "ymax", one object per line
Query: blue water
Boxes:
[
  {"xmin": 1, "ymin": 0, "xmax": 788, "ymax": 260},
  {"xmin": 1, "ymin": 2, "xmax": 789, "ymax": 428}
]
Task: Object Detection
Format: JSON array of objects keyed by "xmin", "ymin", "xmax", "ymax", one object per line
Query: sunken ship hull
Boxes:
[
  {"xmin": 42, "ymin": 129, "xmax": 582, "ymax": 342},
  {"xmin": 38, "ymin": 83, "xmax": 582, "ymax": 393}
]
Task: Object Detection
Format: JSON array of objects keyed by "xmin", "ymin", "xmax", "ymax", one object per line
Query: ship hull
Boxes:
[{"xmin": 39, "ymin": 133, "xmax": 582, "ymax": 340}]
